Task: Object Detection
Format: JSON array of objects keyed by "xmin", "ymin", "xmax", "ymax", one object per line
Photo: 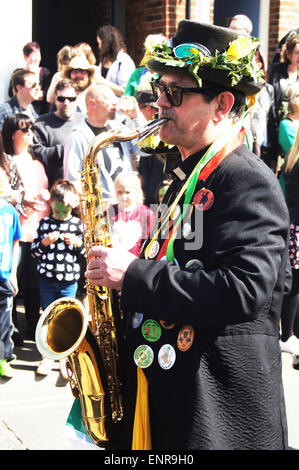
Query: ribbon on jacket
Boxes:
[
  {"xmin": 132, "ymin": 366, "xmax": 152, "ymax": 450},
  {"xmin": 132, "ymin": 115, "xmax": 248, "ymax": 450}
]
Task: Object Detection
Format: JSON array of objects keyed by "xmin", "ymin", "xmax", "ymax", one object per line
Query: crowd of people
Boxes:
[{"xmin": 0, "ymin": 14, "xmax": 299, "ymax": 450}]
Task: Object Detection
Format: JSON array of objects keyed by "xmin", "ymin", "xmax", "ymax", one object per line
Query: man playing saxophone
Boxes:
[{"xmin": 86, "ymin": 21, "xmax": 290, "ymax": 450}]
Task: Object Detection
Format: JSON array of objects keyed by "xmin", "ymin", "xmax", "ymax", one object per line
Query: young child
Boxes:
[
  {"xmin": 0, "ymin": 169, "xmax": 22, "ymax": 378},
  {"xmin": 109, "ymin": 171, "xmax": 155, "ymax": 257},
  {"xmin": 31, "ymin": 179, "xmax": 85, "ymax": 376}
]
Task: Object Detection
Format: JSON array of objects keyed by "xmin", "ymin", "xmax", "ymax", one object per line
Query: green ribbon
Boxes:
[{"xmin": 166, "ymin": 111, "xmax": 249, "ymax": 262}]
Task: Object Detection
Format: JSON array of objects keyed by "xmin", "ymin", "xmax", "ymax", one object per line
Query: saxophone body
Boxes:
[{"xmin": 35, "ymin": 118, "xmax": 168, "ymax": 446}]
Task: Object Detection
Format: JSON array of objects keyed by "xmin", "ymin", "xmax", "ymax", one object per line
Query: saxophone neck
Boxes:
[
  {"xmin": 83, "ymin": 118, "xmax": 168, "ymax": 170},
  {"xmin": 136, "ymin": 118, "xmax": 168, "ymax": 143}
]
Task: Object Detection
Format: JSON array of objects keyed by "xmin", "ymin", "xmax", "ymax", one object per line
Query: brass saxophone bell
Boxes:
[{"xmin": 35, "ymin": 297, "xmax": 89, "ymax": 360}]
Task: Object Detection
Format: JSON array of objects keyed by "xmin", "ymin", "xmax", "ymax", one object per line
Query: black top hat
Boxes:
[{"xmin": 145, "ymin": 20, "xmax": 263, "ymax": 96}]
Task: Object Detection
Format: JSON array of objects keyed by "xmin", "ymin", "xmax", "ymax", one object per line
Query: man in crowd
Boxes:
[
  {"xmin": 0, "ymin": 69, "xmax": 40, "ymax": 131},
  {"xmin": 61, "ymin": 55, "xmax": 95, "ymax": 114},
  {"xmin": 63, "ymin": 82, "xmax": 136, "ymax": 204},
  {"xmin": 229, "ymin": 13, "xmax": 253, "ymax": 35},
  {"xmin": 84, "ymin": 21, "xmax": 290, "ymax": 450},
  {"xmin": 32, "ymin": 78, "xmax": 84, "ymax": 189}
]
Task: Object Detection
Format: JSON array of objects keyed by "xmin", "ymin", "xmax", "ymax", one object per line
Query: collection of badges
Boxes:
[
  {"xmin": 132, "ymin": 313, "xmax": 195, "ymax": 371},
  {"xmin": 147, "ymin": 187, "xmax": 214, "ymax": 260},
  {"xmin": 133, "ymin": 187, "xmax": 214, "ymax": 370}
]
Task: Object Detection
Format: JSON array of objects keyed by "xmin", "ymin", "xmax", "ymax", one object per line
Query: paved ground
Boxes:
[{"xmin": 0, "ymin": 304, "xmax": 299, "ymax": 451}]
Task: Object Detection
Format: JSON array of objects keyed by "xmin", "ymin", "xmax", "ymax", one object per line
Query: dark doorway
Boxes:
[
  {"xmin": 32, "ymin": 0, "xmax": 111, "ymax": 74},
  {"xmin": 213, "ymin": 0, "xmax": 260, "ymax": 37}
]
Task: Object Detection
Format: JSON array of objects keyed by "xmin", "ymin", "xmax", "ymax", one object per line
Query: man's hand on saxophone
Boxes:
[{"xmin": 85, "ymin": 245, "xmax": 137, "ymax": 290}]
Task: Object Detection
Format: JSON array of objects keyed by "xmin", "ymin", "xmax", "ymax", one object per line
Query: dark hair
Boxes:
[
  {"xmin": 57, "ymin": 45, "xmax": 74, "ymax": 69},
  {"xmin": 50, "ymin": 178, "xmax": 77, "ymax": 201},
  {"xmin": 11, "ymin": 69, "xmax": 36, "ymax": 92},
  {"xmin": 54, "ymin": 78, "xmax": 77, "ymax": 95},
  {"xmin": 282, "ymin": 34, "xmax": 299, "ymax": 65},
  {"xmin": 23, "ymin": 41, "xmax": 40, "ymax": 57},
  {"xmin": 50, "ymin": 178, "xmax": 80, "ymax": 217},
  {"xmin": 200, "ymin": 80, "xmax": 246, "ymax": 121},
  {"xmin": 96, "ymin": 25, "xmax": 126, "ymax": 64},
  {"xmin": 2, "ymin": 114, "xmax": 33, "ymax": 155}
]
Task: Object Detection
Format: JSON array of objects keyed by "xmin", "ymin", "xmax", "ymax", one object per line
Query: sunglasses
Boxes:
[
  {"xmin": 150, "ymin": 78, "xmax": 214, "ymax": 107},
  {"xmin": 19, "ymin": 124, "xmax": 32, "ymax": 133},
  {"xmin": 56, "ymin": 96, "xmax": 76, "ymax": 103},
  {"xmin": 70, "ymin": 69, "xmax": 90, "ymax": 75}
]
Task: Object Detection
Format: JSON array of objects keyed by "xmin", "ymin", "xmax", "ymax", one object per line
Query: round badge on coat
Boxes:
[
  {"xmin": 170, "ymin": 205, "xmax": 181, "ymax": 221},
  {"xmin": 134, "ymin": 344, "xmax": 154, "ymax": 368},
  {"xmin": 158, "ymin": 344, "xmax": 176, "ymax": 370},
  {"xmin": 132, "ymin": 312, "xmax": 143, "ymax": 329},
  {"xmin": 148, "ymin": 240, "xmax": 160, "ymax": 259},
  {"xmin": 193, "ymin": 188, "xmax": 214, "ymax": 211},
  {"xmin": 142, "ymin": 319, "xmax": 162, "ymax": 342},
  {"xmin": 182, "ymin": 222, "xmax": 192, "ymax": 239},
  {"xmin": 177, "ymin": 325, "xmax": 195, "ymax": 352}
]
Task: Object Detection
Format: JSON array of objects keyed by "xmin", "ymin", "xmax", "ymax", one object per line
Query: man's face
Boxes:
[
  {"xmin": 69, "ymin": 68, "xmax": 90, "ymax": 91},
  {"xmin": 55, "ymin": 87, "xmax": 77, "ymax": 120},
  {"xmin": 94, "ymin": 87, "xmax": 117, "ymax": 121},
  {"xmin": 229, "ymin": 18, "xmax": 251, "ymax": 36},
  {"xmin": 155, "ymin": 72, "xmax": 215, "ymax": 158},
  {"xmin": 18, "ymin": 74, "xmax": 41, "ymax": 102},
  {"xmin": 24, "ymin": 49, "xmax": 41, "ymax": 69}
]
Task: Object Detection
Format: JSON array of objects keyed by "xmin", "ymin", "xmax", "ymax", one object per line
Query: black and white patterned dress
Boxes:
[{"xmin": 31, "ymin": 215, "xmax": 85, "ymax": 283}]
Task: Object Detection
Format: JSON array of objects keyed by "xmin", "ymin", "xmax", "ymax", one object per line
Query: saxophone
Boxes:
[{"xmin": 35, "ymin": 118, "xmax": 168, "ymax": 447}]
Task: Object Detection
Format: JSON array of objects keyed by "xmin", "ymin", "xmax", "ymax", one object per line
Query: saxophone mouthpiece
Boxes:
[{"xmin": 137, "ymin": 118, "xmax": 168, "ymax": 143}]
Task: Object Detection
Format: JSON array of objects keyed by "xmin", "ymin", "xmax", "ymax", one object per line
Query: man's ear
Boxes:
[{"xmin": 213, "ymin": 91, "xmax": 235, "ymax": 123}]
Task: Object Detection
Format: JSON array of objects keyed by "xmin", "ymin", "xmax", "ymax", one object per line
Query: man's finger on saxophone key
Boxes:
[{"xmin": 86, "ymin": 246, "xmax": 137, "ymax": 289}]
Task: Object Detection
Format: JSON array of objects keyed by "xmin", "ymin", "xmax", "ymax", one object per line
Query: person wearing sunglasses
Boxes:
[
  {"xmin": 32, "ymin": 78, "xmax": 84, "ymax": 189},
  {"xmin": 0, "ymin": 69, "xmax": 40, "ymax": 132},
  {"xmin": 1, "ymin": 113, "xmax": 49, "ymax": 341},
  {"xmin": 83, "ymin": 21, "xmax": 290, "ymax": 451}
]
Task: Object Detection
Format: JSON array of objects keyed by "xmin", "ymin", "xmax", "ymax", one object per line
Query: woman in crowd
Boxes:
[
  {"xmin": 268, "ymin": 33, "xmax": 299, "ymax": 167},
  {"xmin": 280, "ymin": 129, "xmax": 299, "ymax": 365},
  {"xmin": 46, "ymin": 45, "xmax": 74, "ymax": 105},
  {"xmin": 279, "ymin": 82, "xmax": 299, "ymax": 156},
  {"xmin": 2, "ymin": 114, "xmax": 49, "ymax": 339},
  {"xmin": 96, "ymin": 25, "xmax": 135, "ymax": 96}
]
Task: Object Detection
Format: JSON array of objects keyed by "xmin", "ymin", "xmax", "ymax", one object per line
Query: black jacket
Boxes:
[
  {"xmin": 268, "ymin": 62, "xmax": 290, "ymax": 162},
  {"xmin": 116, "ymin": 144, "xmax": 290, "ymax": 450}
]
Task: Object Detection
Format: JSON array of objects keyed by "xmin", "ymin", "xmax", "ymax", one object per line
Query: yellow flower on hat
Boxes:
[
  {"xmin": 140, "ymin": 35, "xmax": 168, "ymax": 66},
  {"xmin": 227, "ymin": 37, "xmax": 258, "ymax": 61}
]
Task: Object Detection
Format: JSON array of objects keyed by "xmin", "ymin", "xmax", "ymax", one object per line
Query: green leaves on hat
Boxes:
[{"xmin": 141, "ymin": 36, "xmax": 264, "ymax": 89}]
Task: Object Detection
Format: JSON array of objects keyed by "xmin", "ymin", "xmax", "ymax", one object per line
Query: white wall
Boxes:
[
  {"xmin": 195, "ymin": 0, "xmax": 210, "ymax": 23},
  {"xmin": 0, "ymin": 0, "xmax": 32, "ymax": 103},
  {"xmin": 259, "ymin": 0, "xmax": 270, "ymax": 69}
]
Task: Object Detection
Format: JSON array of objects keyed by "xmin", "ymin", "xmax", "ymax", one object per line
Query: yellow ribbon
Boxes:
[{"xmin": 132, "ymin": 367, "xmax": 152, "ymax": 450}]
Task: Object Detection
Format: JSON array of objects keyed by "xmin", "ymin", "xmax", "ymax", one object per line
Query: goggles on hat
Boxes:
[{"xmin": 173, "ymin": 42, "xmax": 211, "ymax": 62}]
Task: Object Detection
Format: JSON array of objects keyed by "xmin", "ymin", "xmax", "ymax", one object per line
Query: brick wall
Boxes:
[
  {"xmin": 124, "ymin": 0, "xmax": 299, "ymax": 68},
  {"xmin": 124, "ymin": 0, "xmax": 216, "ymax": 66},
  {"xmin": 268, "ymin": 0, "xmax": 299, "ymax": 63}
]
